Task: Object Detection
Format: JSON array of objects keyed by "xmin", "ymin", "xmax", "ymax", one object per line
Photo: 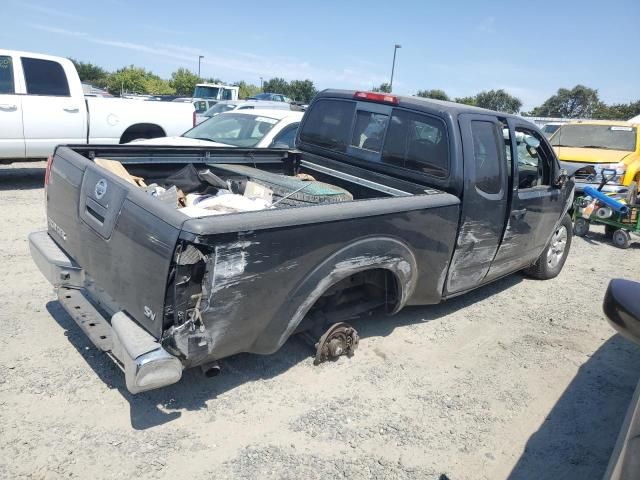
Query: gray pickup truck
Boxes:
[{"xmin": 30, "ymin": 90, "xmax": 575, "ymax": 393}]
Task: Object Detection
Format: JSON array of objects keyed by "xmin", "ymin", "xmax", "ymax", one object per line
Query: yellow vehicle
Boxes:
[{"xmin": 550, "ymin": 120, "xmax": 639, "ymax": 197}]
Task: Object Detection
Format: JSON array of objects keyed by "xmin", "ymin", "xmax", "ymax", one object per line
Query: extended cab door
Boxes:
[
  {"xmin": 486, "ymin": 119, "xmax": 562, "ymax": 280},
  {"xmin": 446, "ymin": 114, "xmax": 508, "ymax": 294},
  {"xmin": 20, "ymin": 56, "xmax": 86, "ymax": 158},
  {"xmin": 0, "ymin": 53, "xmax": 25, "ymax": 159}
]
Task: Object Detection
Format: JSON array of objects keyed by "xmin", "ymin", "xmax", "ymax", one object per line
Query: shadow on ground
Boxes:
[
  {"xmin": 0, "ymin": 167, "xmax": 45, "ymax": 191},
  {"xmin": 45, "ymin": 274, "xmax": 522, "ymax": 430},
  {"xmin": 578, "ymin": 230, "xmax": 640, "ymax": 250},
  {"xmin": 509, "ymin": 335, "xmax": 640, "ymax": 480}
]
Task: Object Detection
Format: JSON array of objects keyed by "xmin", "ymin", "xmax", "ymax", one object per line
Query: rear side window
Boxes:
[
  {"xmin": 299, "ymin": 99, "xmax": 355, "ymax": 152},
  {"xmin": 21, "ymin": 57, "xmax": 70, "ymax": 96},
  {"xmin": 470, "ymin": 120, "xmax": 502, "ymax": 194},
  {"xmin": 351, "ymin": 111, "xmax": 389, "ymax": 152},
  {"xmin": 382, "ymin": 109, "xmax": 449, "ymax": 177},
  {"xmin": 0, "ymin": 56, "xmax": 15, "ymax": 94}
]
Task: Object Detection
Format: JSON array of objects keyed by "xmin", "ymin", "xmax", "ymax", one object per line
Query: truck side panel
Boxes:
[{"xmin": 165, "ymin": 201, "xmax": 459, "ymax": 366}]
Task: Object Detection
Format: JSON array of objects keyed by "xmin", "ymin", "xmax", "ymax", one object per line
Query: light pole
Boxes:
[
  {"xmin": 260, "ymin": 77, "xmax": 263, "ymax": 91},
  {"xmin": 198, "ymin": 55, "xmax": 204, "ymax": 78},
  {"xmin": 389, "ymin": 44, "xmax": 401, "ymax": 92}
]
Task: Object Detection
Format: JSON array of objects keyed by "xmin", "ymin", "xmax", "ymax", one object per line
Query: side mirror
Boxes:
[
  {"xmin": 554, "ymin": 168, "xmax": 569, "ymax": 188},
  {"xmin": 603, "ymin": 279, "xmax": 640, "ymax": 346},
  {"xmin": 271, "ymin": 141, "xmax": 290, "ymax": 149}
]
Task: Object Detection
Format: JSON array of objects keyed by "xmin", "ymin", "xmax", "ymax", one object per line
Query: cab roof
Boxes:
[{"xmin": 315, "ymin": 89, "xmax": 530, "ymax": 122}]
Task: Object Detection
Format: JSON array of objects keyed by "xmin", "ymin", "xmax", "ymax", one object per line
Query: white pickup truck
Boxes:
[{"xmin": 0, "ymin": 49, "xmax": 195, "ymax": 163}]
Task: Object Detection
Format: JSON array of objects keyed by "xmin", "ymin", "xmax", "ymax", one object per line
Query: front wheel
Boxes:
[{"xmin": 524, "ymin": 214, "xmax": 573, "ymax": 280}]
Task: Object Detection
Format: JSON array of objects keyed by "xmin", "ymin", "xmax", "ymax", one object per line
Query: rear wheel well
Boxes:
[
  {"xmin": 119, "ymin": 123, "xmax": 166, "ymax": 144},
  {"xmin": 296, "ymin": 268, "xmax": 400, "ymax": 335}
]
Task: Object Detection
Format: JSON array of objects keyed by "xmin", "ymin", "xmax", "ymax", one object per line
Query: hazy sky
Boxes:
[{"xmin": 3, "ymin": 0, "xmax": 638, "ymax": 110}]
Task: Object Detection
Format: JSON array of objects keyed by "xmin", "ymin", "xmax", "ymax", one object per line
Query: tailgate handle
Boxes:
[{"xmin": 86, "ymin": 197, "xmax": 107, "ymax": 224}]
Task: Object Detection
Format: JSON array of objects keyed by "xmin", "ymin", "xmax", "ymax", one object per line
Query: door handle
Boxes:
[
  {"xmin": 511, "ymin": 208, "xmax": 527, "ymax": 219},
  {"xmin": 63, "ymin": 107, "xmax": 79, "ymax": 113},
  {"xmin": 0, "ymin": 104, "xmax": 17, "ymax": 111}
]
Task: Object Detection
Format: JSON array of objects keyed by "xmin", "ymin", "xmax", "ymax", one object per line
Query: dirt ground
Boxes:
[{"xmin": 1, "ymin": 161, "xmax": 640, "ymax": 480}]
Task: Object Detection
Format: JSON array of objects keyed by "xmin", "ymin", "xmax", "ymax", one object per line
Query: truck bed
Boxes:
[{"xmin": 41, "ymin": 144, "xmax": 460, "ymax": 383}]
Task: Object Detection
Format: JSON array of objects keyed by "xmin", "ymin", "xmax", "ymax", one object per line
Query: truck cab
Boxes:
[
  {"xmin": 0, "ymin": 49, "xmax": 195, "ymax": 163},
  {"xmin": 192, "ymin": 83, "xmax": 239, "ymax": 101}
]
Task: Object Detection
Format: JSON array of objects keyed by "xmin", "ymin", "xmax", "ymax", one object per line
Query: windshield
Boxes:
[
  {"xmin": 541, "ymin": 124, "xmax": 560, "ymax": 138},
  {"xmin": 550, "ymin": 124, "xmax": 637, "ymax": 151},
  {"xmin": 193, "ymin": 85, "xmax": 221, "ymax": 99},
  {"xmin": 183, "ymin": 113, "xmax": 278, "ymax": 147},
  {"xmin": 252, "ymin": 93, "xmax": 272, "ymax": 100},
  {"xmin": 204, "ymin": 103, "xmax": 238, "ymax": 117}
]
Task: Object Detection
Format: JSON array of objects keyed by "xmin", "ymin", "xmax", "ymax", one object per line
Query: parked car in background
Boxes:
[
  {"xmin": 541, "ymin": 122, "xmax": 562, "ymax": 138},
  {"xmin": 132, "ymin": 109, "xmax": 304, "ymax": 148},
  {"xmin": 81, "ymin": 83, "xmax": 112, "ymax": 98},
  {"xmin": 193, "ymin": 99, "xmax": 219, "ymax": 116},
  {"xmin": 0, "ymin": 49, "xmax": 195, "ymax": 163},
  {"xmin": 192, "ymin": 83, "xmax": 239, "ymax": 101},
  {"xmin": 249, "ymin": 92, "xmax": 292, "ymax": 103},
  {"xmin": 550, "ymin": 120, "xmax": 640, "ymax": 195},
  {"xmin": 195, "ymin": 100, "xmax": 294, "ymax": 124}
]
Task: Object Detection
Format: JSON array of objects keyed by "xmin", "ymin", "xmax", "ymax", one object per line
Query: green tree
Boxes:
[
  {"xmin": 593, "ymin": 100, "xmax": 640, "ymax": 121},
  {"xmin": 372, "ymin": 83, "xmax": 391, "ymax": 93},
  {"xmin": 145, "ymin": 76, "xmax": 176, "ymax": 95},
  {"xmin": 454, "ymin": 96, "xmax": 477, "ymax": 106},
  {"xmin": 529, "ymin": 85, "xmax": 601, "ymax": 118},
  {"xmin": 416, "ymin": 89, "xmax": 450, "ymax": 101},
  {"xmin": 288, "ymin": 79, "xmax": 318, "ymax": 103},
  {"xmin": 474, "ymin": 89, "xmax": 522, "ymax": 113},
  {"xmin": 236, "ymin": 81, "xmax": 260, "ymax": 99},
  {"xmin": 262, "ymin": 77, "xmax": 289, "ymax": 94},
  {"xmin": 169, "ymin": 68, "xmax": 201, "ymax": 96},
  {"xmin": 69, "ymin": 58, "xmax": 109, "ymax": 87},
  {"xmin": 106, "ymin": 66, "xmax": 175, "ymax": 95}
]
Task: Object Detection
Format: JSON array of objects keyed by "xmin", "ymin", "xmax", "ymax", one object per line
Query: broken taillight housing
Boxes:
[{"xmin": 44, "ymin": 155, "xmax": 53, "ymax": 188}]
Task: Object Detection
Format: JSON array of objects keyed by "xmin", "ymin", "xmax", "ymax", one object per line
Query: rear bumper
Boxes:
[{"xmin": 29, "ymin": 230, "xmax": 182, "ymax": 393}]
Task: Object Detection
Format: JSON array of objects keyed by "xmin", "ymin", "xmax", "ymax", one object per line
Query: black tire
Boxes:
[
  {"xmin": 524, "ymin": 214, "xmax": 573, "ymax": 280},
  {"xmin": 254, "ymin": 179, "xmax": 353, "ymax": 206},
  {"xmin": 212, "ymin": 164, "xmax": 353, "ymax": 206},
  {"xmin": 573, "ymin": 218, "xmax": 589, "ymax": 237},
  {"xmin": 612, "ymin": 229, "xmax": 631, "ymax": 249},
  {"xmin": 604, "ymin": 224, "xmax": 616, "ymax": 239}
]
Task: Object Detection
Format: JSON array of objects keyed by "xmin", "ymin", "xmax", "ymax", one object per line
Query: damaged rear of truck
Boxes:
[{"xmin": 30, "ymin": 90, "xmax": 574, "ymax": 393}]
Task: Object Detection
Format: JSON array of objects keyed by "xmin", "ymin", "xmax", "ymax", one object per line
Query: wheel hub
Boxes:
[
  {"xmin": 547, "ymin": 225, "xmax": 567, "ymax": 268},
  {"xmin": 313, "ymin": 322, "xmax": 359, "ymax": 365}
]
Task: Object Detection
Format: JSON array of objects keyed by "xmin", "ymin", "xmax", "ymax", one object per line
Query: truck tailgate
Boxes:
[{"xmin": 46, "ymin": 147, "xmax": 186, "ymax": 338}]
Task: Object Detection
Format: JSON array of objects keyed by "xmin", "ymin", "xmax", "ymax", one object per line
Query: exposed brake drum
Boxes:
[{"xmin": 313, "ymin": 322, "xmax": 359, "ymax": 365}]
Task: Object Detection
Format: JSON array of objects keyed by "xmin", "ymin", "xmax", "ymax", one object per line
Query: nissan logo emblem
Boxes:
[{"xmin": 95, "ymin": 179, "xmax": 108, "ymax": 199}]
